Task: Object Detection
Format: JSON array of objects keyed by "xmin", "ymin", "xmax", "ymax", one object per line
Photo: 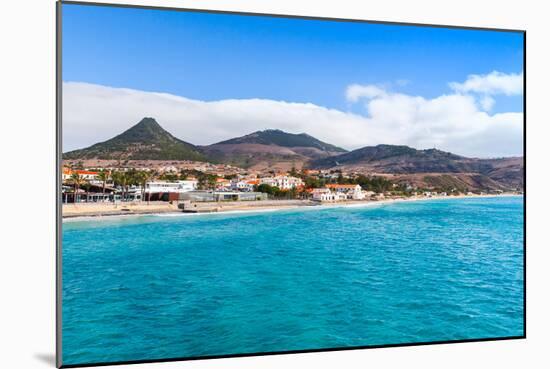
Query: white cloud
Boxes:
[
  {"xmin": 63, "ymin": 81, "xmax": 523, "ymax": 158},
  {"xmin": 345, "ymin": 84, "xmax": 386, "ymax": 102},
  {"xmin": 480, "ymin": 95, "xmax": 496, "ymax": 111},
  {"xmin": 348, "ymin": 88, "xmax": 522, "ymax": 157},
  {"xmin": 449, "ymin": 71, "xmax": 523, "ymax": 96}
]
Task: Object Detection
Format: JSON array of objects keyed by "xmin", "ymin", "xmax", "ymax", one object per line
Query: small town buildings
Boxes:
[
  {"xmin": 260, "ymin": 175, "xmax": 304, "ymax": 190},
  {"xmin": 326, "ymin": 184, "xmax": 365, "ymax": 200},
  {"xmin": 311, "ymin": 188, "xmax": 347, "ymax": 202},
  {"xmin": 230, "ymin": 179, "xmax": 256, "ymax": 192},
  {"xmin": 179, "ymin": 191, "xmax": 268, "ymax": 202},
  {"xmin": 215, "ymin": 178, "xmax": 231, "ymax": 190},
  {"xmin": 62, "ymin": 169, "xmax": 100, "ymax": 181},
  {"xmin": 145, "ymin": 180, "xmax": 198, "ymax": 194}
]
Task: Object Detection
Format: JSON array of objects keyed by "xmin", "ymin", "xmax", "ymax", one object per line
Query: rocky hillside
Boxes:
[
  {"xmin": 310, "ymin": 144, "xmax": 524, "ymax": 190},
  {"xmin": 200, "ymin": 129, "xmax": 346, "ymax": 170}
]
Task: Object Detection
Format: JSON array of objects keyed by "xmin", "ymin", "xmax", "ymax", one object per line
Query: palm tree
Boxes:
[
  {"xmin": 112, "ymin": 171, "xmax": 128, "ymax": 202},
  {"xmin": 70, "ymin": 172, "xmax": 84, "ymax": 203},
  {"xmin": 139, "ymin": 170, "xmax": 157, "ymax": 204},
  {"xmin": 126, "ymin": 169, "xmax": 139, "ymax": 201},
  {"xmin": 97, "ymin": 170, "xmax": 110, "ymax": 201}
]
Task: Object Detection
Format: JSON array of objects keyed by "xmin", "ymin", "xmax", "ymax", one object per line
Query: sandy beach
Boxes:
[
  {"xmin": 62, "ymin": 193, "xmax": 521, "ymax": 220},
  {"xmin": 62, "ymin": 201, "xmax": 180, "ymax": 218}
]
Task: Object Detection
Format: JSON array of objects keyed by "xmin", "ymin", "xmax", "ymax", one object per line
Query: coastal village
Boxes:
[
  {"xmin": 61, "ymin": 159, "xmax": 516, "ymax": 217},
  {"xmin": 60, "ymin": 118, "xmax": 523, "ymax": 217}
]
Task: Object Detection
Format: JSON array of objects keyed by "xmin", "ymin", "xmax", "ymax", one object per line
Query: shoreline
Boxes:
[{"xmin": 62, "ymin": 193, "xmax": 522, "ymax": 222}]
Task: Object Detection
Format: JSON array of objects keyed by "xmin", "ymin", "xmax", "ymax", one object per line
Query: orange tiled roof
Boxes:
[
  {"xmin": 326, "ymin": 184, "xmax": 358, "ymax": 189},
  {"xmin": 63, "ymin": 169, "xmax": 99, "ymax": 175},
  {"xmin": 76, "ymin": 170, "xmax": 99, "ymax": 175}
]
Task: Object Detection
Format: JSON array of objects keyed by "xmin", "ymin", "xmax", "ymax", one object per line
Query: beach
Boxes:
[{"xmin": 62, "ymin": 193, "xmax": 521, "ymax": 220}]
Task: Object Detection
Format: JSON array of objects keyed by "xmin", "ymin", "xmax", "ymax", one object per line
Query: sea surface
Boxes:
[{"xmin": 62, "ymin": 196, "xmax": 524, "ymax": 365}]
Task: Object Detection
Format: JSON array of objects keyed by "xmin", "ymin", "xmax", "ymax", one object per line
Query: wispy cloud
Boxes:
[
  {"xmin": 480, "ymin": 95, "xmax": 496, "ymax": 112},
  {"xmin": 63, "ymin": 75, "xmax": 523, "ymax": 158},
  {"xmin": 449, "ymin": 71, "xmax": 523, "ymax": 96},
  {"xmin": 345, "ymin": 84, "xmax": 387, "ymax": 102}
]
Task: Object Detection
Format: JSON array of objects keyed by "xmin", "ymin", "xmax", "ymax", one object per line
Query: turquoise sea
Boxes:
[{"xmin": 62, "ymin": 196, "xmax": 524, "ymax": 365}]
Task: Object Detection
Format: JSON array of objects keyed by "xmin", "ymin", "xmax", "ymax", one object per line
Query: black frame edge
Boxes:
[{"xmin": 59, "ymin": 0, "xmax": 526, "ymax": 34}]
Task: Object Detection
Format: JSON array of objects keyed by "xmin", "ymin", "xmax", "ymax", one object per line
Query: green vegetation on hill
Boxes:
[
  {"xmin": 63, "ymin": 117, "xmax": 207, "ymax": 161},
  {"xmin": 311, "ymin": 144, "xmax": 465, "ymax": 170},
  {"xmin": 216, "ymin": 129, "xmax": 347, "ymax": 152}
]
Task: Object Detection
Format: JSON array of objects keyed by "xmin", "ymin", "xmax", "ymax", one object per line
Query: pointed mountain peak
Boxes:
[
  {"xmin": 135, "ymin": 117, "xmax": 162, "ymax": 128},
  {"xmin": 63, "ymin": 117, "xmax": 207, "ymax": 161},
  {"xmin": 122, "ymin": 117, "xmax": 165, "ymax": 137}
]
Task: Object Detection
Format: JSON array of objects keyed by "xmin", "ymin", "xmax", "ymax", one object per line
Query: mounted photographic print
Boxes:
[{"xmin": 57, "ymin": 1, "xmax": 525, "ymax": 367}]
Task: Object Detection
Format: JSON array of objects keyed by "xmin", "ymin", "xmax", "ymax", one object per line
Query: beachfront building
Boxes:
[
  {"xmin": 311, "ymin": 188, "xmax": 347, "ymax": 202},
  {"xmin": 326, "ymin": 184, "xmax": 365, "ymax": 200},
  {"xmin": 215, "ymin": 178, "xmax": 232, "ymax": 191},
  {"xmin": 144, "ymin": 180, "xmax": 198, "ymax": 201},
  {"xmin": 246, "ymin": 179, "xmax": 260, "ymax": 189},
  {"xmin": 230, "ymin": 179, "xmax": 257, "ymax": 192},
  {"xmin": 180, "ymin": 190, "xmax": 268, "ymax": 202},
  {"xmin": 145, "ymin": 180, "xmax": 198, "ymax": 194},
  {"xmin": 61, "ymin": 181, "xmax": 118, "ymax": 203},
  {"xmin": 229, "ymin": 176, "xmax": 260, "ymax": 192},
  {"xmin": 62, "ymin": 169, "xmax": 100, "ymax": 181},
  {"xmin": 260, "ymin": 175, "xmax": 304, "ymax": 190}
]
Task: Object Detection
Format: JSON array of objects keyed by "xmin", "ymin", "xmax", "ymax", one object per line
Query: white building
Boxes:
[
  {"xmin": 326, "ymin": 184, "xmax": 365, "ymax": 200},
  {"xmin": 260, "ymin": 175, "xmax": 304, "ymax": 190},
  {"xmin": 230, "ymin": 179, "xmax": 257, "ymax": 192},
  {"xmin": 215, "ymin": 178, "xmax": 232, "ymax": 191},
  {"xmin": 144, "ymin": 180, "xmax": 198, "ymax": 194},
  {"xmin": 311, "ymin": 188, "xmax": 347, "ymax": 202},
  {"xmin": 159, "ymin": 166, "xmax": 179, "ymax": 173},
  {"xmin": 62, "ymin": 169, "xmax": 100, "ymax": 181}
]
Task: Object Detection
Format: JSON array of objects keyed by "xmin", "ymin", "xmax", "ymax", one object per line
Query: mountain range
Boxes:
[
  {"xmin": 63, "ymin": 117, "xmax": 524, "ymax": 190},
  {"xmin": 310, "ymin": 144, "xmax": 523, "ymax": 190}
]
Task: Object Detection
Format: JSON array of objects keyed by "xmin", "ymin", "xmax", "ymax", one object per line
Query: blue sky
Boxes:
[
  {"xmin": 62, "ymin": 3, "xmax": 523, "ymax": 113},
  {"xmin": 62, "ymin": 3, "xmax": 524, "ymax": 157}
]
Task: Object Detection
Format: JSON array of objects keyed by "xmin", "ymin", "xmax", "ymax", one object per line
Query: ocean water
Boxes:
[{"xmin": 62, "ymin": 197, "xmax": 524, "ymax": 365}]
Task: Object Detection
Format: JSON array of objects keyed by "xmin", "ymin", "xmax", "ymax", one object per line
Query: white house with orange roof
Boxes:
[
  {"xmin": 62, "ymin": 169, "xmax": 100, "ymax": 181},
  {"xmin": 311, "ymin": 188, "xmax": 347, "ymax": 202},
  {"xmin": 326, "ymin": 184, "xmax": 365, "ymax": 200},
  {"xmin": 215, "ymin": 177, "xmax": 231, "ymax": 190},
  {"xmin": 230, "ymin": 178, "xmax": 258, "ymax": 192},
  {"xmin": 260, "ymin": 175, "xmax": 304, "ymax": 190}
]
